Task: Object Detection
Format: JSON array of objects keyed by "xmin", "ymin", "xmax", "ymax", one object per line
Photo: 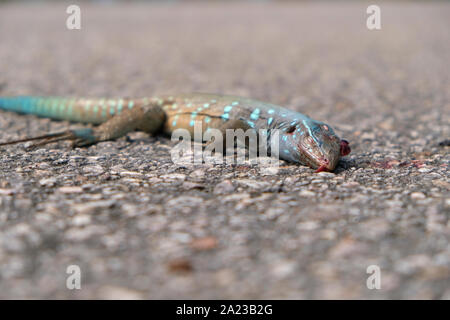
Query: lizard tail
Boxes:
[{"xmin": 0, "ymin": 128, "xmax": 96, "ymax": 149}]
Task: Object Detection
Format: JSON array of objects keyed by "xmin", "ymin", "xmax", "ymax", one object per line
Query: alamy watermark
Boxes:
[
  {"xmin": 66, "ymin": 265, "xmax": 81, "ymax": 290},
  {"xmin": 66, "ymin": 5, "xmax": 81, "ymax": 30},
  {"xmin": 170, "ymin": 122, "xmax": 281, "ymax": 168},
  {"xmin": 366, "ymin": 5, "xmax": 381, "ymax": 30},
  {"xmin": 65, "ymin": 5, "xmax": 381, "ymax": 31},
  {"xmin": 366, "ymin": 265, "xmax": 381, "ymax": 290}
]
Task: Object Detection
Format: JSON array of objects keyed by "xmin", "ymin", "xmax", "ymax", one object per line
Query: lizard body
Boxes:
[{"xmin": 0, "ymin": 94, "xmax": 350, "ymax": 172}]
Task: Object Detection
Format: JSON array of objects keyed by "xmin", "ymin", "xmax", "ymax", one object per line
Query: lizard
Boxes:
[{"xmin": 0, "ymin": 93, "xmax": 351, "ymax": 172}]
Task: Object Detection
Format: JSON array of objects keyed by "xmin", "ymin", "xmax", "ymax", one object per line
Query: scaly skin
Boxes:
[{"xmin": 0, "ymin": 94, "xmax": 351, "ymax": 171}]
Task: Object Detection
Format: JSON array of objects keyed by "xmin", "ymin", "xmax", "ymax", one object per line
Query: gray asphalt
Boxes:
[{"xmin": 0, "ymin": 2, "xmax": 448, "ymax": 299}]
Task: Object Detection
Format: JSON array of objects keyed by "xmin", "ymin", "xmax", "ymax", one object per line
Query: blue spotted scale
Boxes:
[{"xmin": 0, "ymin": 93, "xmax": 350, "ymax": 172}]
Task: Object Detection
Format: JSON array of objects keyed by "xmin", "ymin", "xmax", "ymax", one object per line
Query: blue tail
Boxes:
[{"xmin": 0, "ymin": 96, "xmax": 42, "ymax": 114}]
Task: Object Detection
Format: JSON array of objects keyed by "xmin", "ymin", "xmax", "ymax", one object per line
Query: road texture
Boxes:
[{"xmin": 0, "ymin": 2, "xmax": 448, "ymax": 299}]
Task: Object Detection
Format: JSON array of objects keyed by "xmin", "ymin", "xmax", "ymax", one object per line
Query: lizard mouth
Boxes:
[
  {"xmin": 297, "ymin": 143, "xmax": 333, "ymax": 172},
  {"xmin": 315, "ymin": 159, "xmax": 330, "ymax": 173}
]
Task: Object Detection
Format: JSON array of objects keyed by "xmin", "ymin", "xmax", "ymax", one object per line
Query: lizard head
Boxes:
[{"xmin": 278, "ymin": 119, "xmax": 350, "ymax": 172}]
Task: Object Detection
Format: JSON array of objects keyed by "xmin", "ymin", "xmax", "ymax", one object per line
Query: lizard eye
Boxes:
[{"xmin": 286, "ymin": 125, "xmax": 296, "ymax": 134}]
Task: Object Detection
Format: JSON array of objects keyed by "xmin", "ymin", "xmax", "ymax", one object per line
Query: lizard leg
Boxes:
[
  {"xmin": 0, "ymin": 129, "xmax": 95, "ymax": 148},
  {"xmin": 76, "ymin": 101, "xmax": 166, "ymax": 147}
]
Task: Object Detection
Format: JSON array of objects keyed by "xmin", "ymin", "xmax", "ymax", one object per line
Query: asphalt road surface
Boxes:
[{"xmin": 0, "ymin": 2, "xmax": 448, "ymax": 299}]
